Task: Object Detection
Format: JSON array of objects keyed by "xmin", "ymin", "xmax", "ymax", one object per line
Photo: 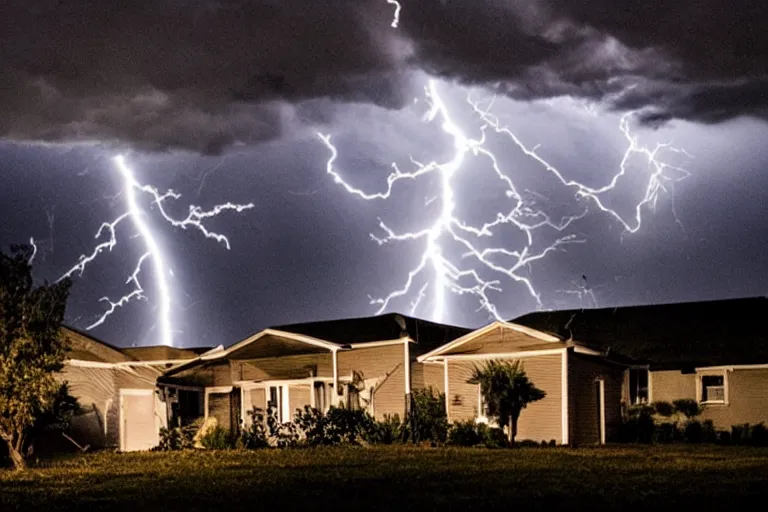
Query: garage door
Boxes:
[{"xmin": 121, "ymin": 391, "xmax": 158, "ymax": 451}]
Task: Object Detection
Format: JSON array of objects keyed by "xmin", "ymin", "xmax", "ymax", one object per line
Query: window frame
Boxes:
[{"xmin": 696, "ymin": 369, "xmax": 729, "ymax": 405}]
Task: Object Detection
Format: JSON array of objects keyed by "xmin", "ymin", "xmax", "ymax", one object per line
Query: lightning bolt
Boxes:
[
  {"xmin": 320, "ymin": 79, "xmax": 691, "ymax": 323},
  {"xmin": 386, "ymin": 0, "xmax": 401, "ymax": 28},
  {"xmin": 59, "ymin": 155, "xmax": 254, "ymax": 346},
  {"xmin": 28, "ymin": 237, "xmax": 37, "ymax": 264}
]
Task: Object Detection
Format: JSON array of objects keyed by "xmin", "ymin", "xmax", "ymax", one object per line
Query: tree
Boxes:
[
  {"xmin": 468, "ymin": 359, "xmax": 546, "ymax": 446},
  {"xmin": 0, "ymin": 244, "xmax": 71, "ymax": 469}
]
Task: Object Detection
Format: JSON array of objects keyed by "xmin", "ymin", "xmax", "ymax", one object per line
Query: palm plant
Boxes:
[{"xmin": 467, "ymin": 359, "xmax": 546, "ymax": 445}]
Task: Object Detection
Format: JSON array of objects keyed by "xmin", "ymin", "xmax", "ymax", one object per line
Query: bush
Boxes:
[
  {"xmin": 293, "ymin": 405, "xmax": 375, "ymax": 446},
  {"xmin": 672, "ymin": 399, "xmax": 701, "ymax": 419},
  {"xmin": 653, "ymin": 401, "xmax": 675, "ymax": 417},
  {"xmin": 516, "ymin": 439, "xmax": 540, "ymax": 447},
  {"xmin": 701, "ymin": 420, "xmax": 717, "ymax": 443},
  {"xmin": 156, "ymin": 419, "xmax": 201, "ymax": 451},
  {"xmin": 406, "ymin": 388, "xmax": 449, "ymax": 444},
  {"xmin": 241, "ymin": 408, "xmax": 269, "ymax": 449},
  {"xmin": 732, "ymin": 423, "xmax": 750, "ymax": 445},
  {"xmin": 367, "ymin": 414, "xmax": 404, "ymax": 445},
  {"xmin": 750, "ymin": 423, "xmax": 768, "ymax": 446},
  {"xmin": 476, "ymin": 423, "xmax": 508, "ymax": 449},
  {"xmin": 620, "ymin": 404, "xmax": 655, "ymax": 443},
  {"xmin": 200, "ymin": 425, "xmax": 235, "ymax": 450},
  {"xmin": 653, "ymin": 422, "xmax": 681, "ymax": 443},
  {"xmin": 447, "ymin": 421, "xmax": 483, "ymax": 447},
  {"xmin": 683, "ymin": 420, "xmax": 703, "ymax": 443},
  {"xmin": 716, "ymin": 430, "xmax": 731, "ymax": 444}
]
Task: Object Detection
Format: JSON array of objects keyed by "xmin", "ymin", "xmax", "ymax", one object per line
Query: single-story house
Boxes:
[
  {"xmin": 58, "ymin": 327, "xmax": 209, "ymax": 452},
  {"xmin": 514, "ymin": 297, "xmax": 768, "ymax": 431},
  {"xmin": 158, "ymin": 313, "xmax": 471, "ymax": 432},
  {"xmin": 418, "ymin": 320, "xmax": 629, "ymax": 445}
]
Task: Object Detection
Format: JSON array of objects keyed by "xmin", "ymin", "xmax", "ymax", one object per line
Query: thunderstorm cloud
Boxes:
[{"xmin": 1, "ymin": 0, "xmax": 766, "ymax": 153}]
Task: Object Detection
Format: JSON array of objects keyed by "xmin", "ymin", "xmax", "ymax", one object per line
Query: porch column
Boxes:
[{"xmin": 332, "ymin": 348, "xmax": 340, "ymax": 402}]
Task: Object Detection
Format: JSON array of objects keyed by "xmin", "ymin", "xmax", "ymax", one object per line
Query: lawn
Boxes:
[{"xmin": 2, "ymin": 445, "xmax": 768, "ymax": 511}]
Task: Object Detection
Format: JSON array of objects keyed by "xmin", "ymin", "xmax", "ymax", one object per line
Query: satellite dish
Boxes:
[{"xmin": 394, "ymin": 314, "xmax": 407, "ymax": 332}]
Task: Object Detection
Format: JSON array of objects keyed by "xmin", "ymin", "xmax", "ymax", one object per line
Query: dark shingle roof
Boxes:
[
  {"xmin": 272, "ymin": 313, "xmax": 472, "ymax": 357},
  {"xmin": 513, "ymin": 297, "xmax": 768, "ymax": 369}
]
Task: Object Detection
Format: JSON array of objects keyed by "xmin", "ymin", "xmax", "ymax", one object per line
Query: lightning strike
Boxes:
[
  {"xmin": 320, "ymin": 79, "xmax": 691, "ymax": 324},
  {"xmin": 59, "ymin": 155, "xmax": 254, "ymax": 346},
  {"xmin": 386, "ymin": 0, "xmax": 401, "ymax": 28},
  {"xmin": 28, "ymin": 237, "xmax": 37, "ymax": 264}
]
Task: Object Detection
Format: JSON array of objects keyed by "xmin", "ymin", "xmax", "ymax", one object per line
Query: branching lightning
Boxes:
[
  {"xmin": 319, "ymin": 79, "xmax": 691, "ymax": 323},
  {"xmin": 59, "ymin": 155, "xmax": 254, "ymax": 346},
  {"xmin": 386, "ymin": 0, "xmax": 401, "ymax": 28}
]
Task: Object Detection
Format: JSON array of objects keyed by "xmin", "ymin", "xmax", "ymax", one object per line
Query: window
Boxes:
[
  {"xmin": 268, "ymin": 385, "xmax": 284, "ymax": 422},
  {"xmin": 628, "ymin": 368, "xmax": 649, "ymax": 404},
  {"xmin": 700, "ymin": 374, "xmax": 725, "ymax": 403},
  {"xmin": 477, "ymin": 386, "xmax": 489, "ymax": 423},
  {"xmin": 313, "ymin": 382, "xmax": 326, "ymax": 412}
]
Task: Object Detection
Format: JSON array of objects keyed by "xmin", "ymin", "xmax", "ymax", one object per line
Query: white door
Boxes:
[{"xmin": 121, "ymin": 390, "xmax": 158, "ymax": 451}]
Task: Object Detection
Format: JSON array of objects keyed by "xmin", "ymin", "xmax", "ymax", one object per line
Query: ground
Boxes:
[{"xmin": 2, "ymin": 445, "xmax": 768, "ymax": 511}]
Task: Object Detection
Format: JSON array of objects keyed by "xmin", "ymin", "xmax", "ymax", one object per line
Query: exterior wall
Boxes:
[
  {"xmin": 289, "ymin": 384, "xmax": 312, "ymax": 415},
  {"xmin": 700, "ymin": 369, "xmax": 768, "ymax": 428},
  {"xmin": 650, "ymin": 370, "xmax": 696, "ymax": 402},
  {"xmin": 207, "ymin": 391, "xmax": 232, "ymax": 429},
  {"xmin": 446, "ymin": 354, "xmax": 564, "ymax": 443},
  {"xmin": 338, "ymin": 344, "xmax": 405, "ymax": 420},
  {"xmin": 411, "ymin": 362, "xmax": 445, "ymax": 394},
  {"xmin": 235, "ymin": 354, "xmax": 333, "ymax": 381},
  {"xmin": 650, "ymin": 368, "xmax": 768, "ymax": 430},
  {"xmin": 58, "ymin": 365, "xmax": 117, "ymax": 448},
  {"xmin": 568, "ymin": 352, "xmax": 624, "ymax": 445}
]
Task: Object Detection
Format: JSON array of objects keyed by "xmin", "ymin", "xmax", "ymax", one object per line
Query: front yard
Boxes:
[{"xmin": 2, "ymin": 445, "xmax": 768, "ymax": 511}]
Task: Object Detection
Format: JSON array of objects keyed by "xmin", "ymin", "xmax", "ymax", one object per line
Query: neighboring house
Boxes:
[
  {"xmin": 418, "ymin": 320, "xmax": 629, "ymax": 445},
  {"xmin": 514, "ymin": 297, "xmax": 768, "ymax": 431},
  {"xmin": 157, "ymin": 314, "xmax": 470, "ymax": 431},
  {"xmin": 59, "ymin": 327, "xmax": 209, "ymax": 452}
]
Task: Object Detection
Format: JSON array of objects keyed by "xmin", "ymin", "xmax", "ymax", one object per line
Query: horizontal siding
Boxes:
[
  {"xmin": 207, "ymin": 392, "xmax": 231, "ymax": 431},
  {"xmin": 568, "ymin": 353, "xmax": 624, "ymax": 445},
  {"xmin": 447, "ymin": 354, "xmax": 563, "ymax": 443},
  {"xmin": 444, "ymin": 326, "xmax": 556, "ymax": 355},
  {"xmin": 420, "ymin": 363, "xmax": 445, "ymax": 394},
  {"xmin": 237, "ymin": 354, "xmax": 333, "ymax": 381},
  {"xmin": 651, "ymin": 370, "xmax": 696, "ymax": 402},
  {"xmin": 700, "ymin": 369, "xmax": 768, "ymax": 430},
  {"xmin": 59, "ymin": 365, "xmax": 116, "ymax": 447},
  {"xmin": 339, "ymin": 345, "xmax": 405, "ymax": 420},
  {"xmin": 289, "ymin": 385, "xmax": 312, "ymax": 418}
]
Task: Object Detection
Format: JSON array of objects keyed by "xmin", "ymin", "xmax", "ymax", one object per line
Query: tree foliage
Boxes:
[
  {"xmin": 467, "ymin": 359, "xmax": 546, "ymax": 445},
  {"xmin": 0, "ymin": 244, "xmax": 72, "ymax": 469}
]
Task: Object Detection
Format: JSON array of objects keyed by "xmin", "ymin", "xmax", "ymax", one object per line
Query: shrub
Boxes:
[
  {"xmin": 516, "ymin": 439, "xmax": 540, "ymax": 447},
  {"xmin": 716, "ymin": 430, "xmax": 731, "ymax": 444},
  {"xmin": 620, "ymin": 404, "xmax": 655, "ymax": 443},
  {"xmin": 653, "ymin": 401, "xmax": 675, "ymax": 417},
  {"xmin": 701, "ymin": 420, "xmax": 717, "ymax": 443},
  {"xmin": 672, "ymin": 399, "xmax": 701, "ymax": 419},
  {"xmin": 200, "ymin": 425, "xmax": 235, "ymax": 450},
  {"xmin": 750, "ymin": 423, "xmax": 768, "ymax": 446},
  {"xmin": 475, "ymin": 423, "xmax": 508, "ymax": 449},
  {"xmin": 156, "ymin": 419, "xmax": 201, "ymax": 451},
  {"xmin": 293, "ymin": 406, "xmax": 375, "ymax": 446},
  {"xmin": 241, "ymin": 408, "xmax": 269, "ymax": 449},
  {"xmin": 406, "ymin": 388, "xmax": 449, "ymax": 444},
  {"xmin": 683, "ymin": 420, "xmax": 703, "ymax": 443},
  {"xmin": 731, "ymin": 423, "xmax": 750, "ymax": 445},
  {"xmin": 367, "ymin": 414, "xmax": 404, "ymax": 445},
  {"xmin": 447, "ymin": 421, "xmax": 483, "ymax": 447},
  {"xmin": 653, "ymin": 422, "xmax": 680, "ymax": 443}
]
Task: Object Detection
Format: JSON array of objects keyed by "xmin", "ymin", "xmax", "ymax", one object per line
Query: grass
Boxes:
[{"xmin": 2, "ymin": 445, "xmax": 768, "ymax": 511}]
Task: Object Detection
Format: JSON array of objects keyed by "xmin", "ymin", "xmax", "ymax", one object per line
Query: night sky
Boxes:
[{"xmin": 1, "ymin": 1, "xmax": 767, "ymax": 348}]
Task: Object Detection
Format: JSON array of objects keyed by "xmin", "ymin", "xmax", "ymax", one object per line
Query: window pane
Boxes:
[{"xmin": 701, "ymin": 375, "xmax": 725, "ymax": 402}]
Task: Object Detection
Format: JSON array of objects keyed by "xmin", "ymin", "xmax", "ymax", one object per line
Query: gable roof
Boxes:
[
  {"xmin": 63, "ymin": 326, "xmax": 132, "ymax": 363},
  {"xmin": 271, "ymin": 313, "xmax": 473, "ymax": 356},
  {"xmin": 513, "ymin": 297, "xmax": 768, "ymax": 369}
]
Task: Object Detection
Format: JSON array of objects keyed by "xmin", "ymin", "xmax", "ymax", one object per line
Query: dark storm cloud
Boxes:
[{"xmin": 1, "ymin": 0, "xmax": 766, "ymax": 152}]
